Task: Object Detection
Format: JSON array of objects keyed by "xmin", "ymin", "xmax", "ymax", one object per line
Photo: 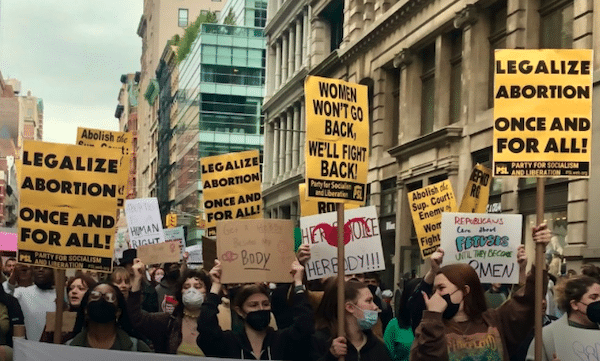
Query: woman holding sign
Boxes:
[
  {"xmin": 196, "ymin": 259, "xmax": 313, "ymax": 359},
  {"xmin": 526, "ymin": 275, "xmax": 600, "ymax": 361},
  {"xmin": 127, "ymin": 259, "xmax": 211, "ymax": 355},
  {"xmin": 410, "ymin": 224, "xmax": 550, "ymax": 361}
]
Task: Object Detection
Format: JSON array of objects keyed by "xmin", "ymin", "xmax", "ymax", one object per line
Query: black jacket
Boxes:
[
  {"xmin": 0, "ymin": 288, "xmax": 23, "ymax": 347},
  {"xmin": 311, "ymin": 327, "xmax": 392, "ymax": 361},
  {"xmin": 197, "ymin": 291, "xmax": 314, "ymax": 360}
]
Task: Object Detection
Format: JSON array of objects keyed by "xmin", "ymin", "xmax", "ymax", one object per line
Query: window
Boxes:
[
  {"xmin": 539, "ymin": 0, "xmax": 573, "ymax": 48},
  {"xmin": 420, "ymin": 45, "xmax": 435, "ymax": 134},
  {"xmin": 449, "ymin": 30, "xmax": 462, "ymax": 124},
  {"xmin": 255, "ymin": 1, "xmax": 267, "ymax": 27},
  {"xmin": 380, "ymin": 178, "xmax": 397, "ymax": 216},
  {"xmin": 178, "ymin": 9, "xmax": 189, "ymax": 27},
  {"xmin": 488, "ymin": 2, "xmax": 507, "ymax": 108}
]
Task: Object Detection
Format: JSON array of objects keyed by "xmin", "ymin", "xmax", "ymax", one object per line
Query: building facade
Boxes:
[
  {"xmin": 136, "ymin": 0, "xmax": 226, "ymax": 199},
  {"xmin": 115, "ymin": 72, "xmax": 140, "ymax": 201},
  {"xmin": 263, "ymin": 0, "xmax": 597, "ymax": 287}
]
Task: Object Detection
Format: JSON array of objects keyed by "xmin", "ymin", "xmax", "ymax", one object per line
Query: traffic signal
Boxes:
[
  {"xmin": 166, "ymin": 213, "xmax": 177, "ymax": 228},
  {"xmin": 196, "ymin": 216, "xmax": 205, "ymax": 229}
]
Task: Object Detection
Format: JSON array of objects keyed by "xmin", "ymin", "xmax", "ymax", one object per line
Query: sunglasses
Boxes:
[{"xmin": 89, "ymin": 290, "xmax": 117, "ymax": 304}]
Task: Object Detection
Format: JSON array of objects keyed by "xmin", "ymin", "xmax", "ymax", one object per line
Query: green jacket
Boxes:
[{"xmin": 67, "ymin": 327, "xmax": 152, "ymax": 352}]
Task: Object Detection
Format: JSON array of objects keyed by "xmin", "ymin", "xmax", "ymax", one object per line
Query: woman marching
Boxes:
[
  {"xmin": 411, "ymin": 223, "xmax": 550, "ymax": 361},
  {"xmin": 196, "ymin": 259, "xmax": 313, "ymax": 359}
]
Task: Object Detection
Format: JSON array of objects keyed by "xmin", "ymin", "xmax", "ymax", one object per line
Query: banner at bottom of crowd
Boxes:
[{"xmin": 13, "ymin": 338, "xmax": 284, "ymax": 361}]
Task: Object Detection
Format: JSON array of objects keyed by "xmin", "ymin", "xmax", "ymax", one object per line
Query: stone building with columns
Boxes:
[{"xmin": 263, "ymin": 0, "xmax": 599, "ymax": 287}]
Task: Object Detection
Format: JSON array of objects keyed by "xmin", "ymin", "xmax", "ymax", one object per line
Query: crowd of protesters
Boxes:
[{"xmin": 0, "ymin": 222, "xmax": 596, "ymax": 360}]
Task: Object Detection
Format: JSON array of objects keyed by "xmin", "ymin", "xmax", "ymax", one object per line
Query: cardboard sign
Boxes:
[
  {"xmin": 185, "ymin": 244, "xmax": 203, "ymax": 265},
  {"xmin": 459, "ymin": 164, "xmax": 493, "ymax": 214},
  {"xmin": 76, "ymin": 127, "xmax": 133, "ymax": 207},
  {"xmin": 124, "ymin": 198, "xmax": 165, "ymax": 248},
  {"xmin": 299, "ymin": 206, "xmax": 385, "ymax": 281},
  {"xmin": 137, "ymin": 240, "xmax": 181, "ymax": 265},
  {"xmin": 493, "ymin": 49, "xmax": 593, "ymax": 177},
  {"xmin": 44, "ymin": 311, "xmax": 77, "ymax": 332},
  {"xmin": 164, "ymin": 226, "xmax": 185, "ymax": 258},
  {"xmin": 408, "ymin": 180, "xmax": 457, "ymax": 259},
  {"xmin": 18, "ymin": 140, "xmax": 123, "ymax": 272},
  {"xmin": 553, "ymin": 315, "xmax": 600, "ymax": 361},
  {"xmin": 298, "ymin": 183, "xmax": 359, "ymax": 217},
  {"xmin": 0, "ymin": 232, "xmax": 17, "ymax": 252},
  {"xmin": 201, "ymin": 236, "xmax": 216, "ymax": 271},
  {"xmin": 304, "ymin": 76, "xmax": 369, "ymax": 204},
  {"xmin": 216, "ymin": 219, "xmax": 296, "ymax": 284},
  {"xmin": 200, "ymin": 150, "xmax": 262, "ymax": 237},
  {"xmin": 441, "ymin": 212, "xmax": 522, "ymax": 284}
]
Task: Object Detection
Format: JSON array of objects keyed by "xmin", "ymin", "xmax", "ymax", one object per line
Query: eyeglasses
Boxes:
[{"xmin": 89, "ymin": 290, "xmax": 117, "ymax": 303}]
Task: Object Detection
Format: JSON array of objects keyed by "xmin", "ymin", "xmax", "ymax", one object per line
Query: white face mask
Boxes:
[{"xmin": 182, "ymin": 288, "xmax": 205, "ymax": 310}]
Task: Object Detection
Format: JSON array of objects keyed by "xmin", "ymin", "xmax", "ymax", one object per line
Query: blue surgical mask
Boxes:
[{"xmin": 350, "ymin": 303, "xmax": 379, "ymax": 330}]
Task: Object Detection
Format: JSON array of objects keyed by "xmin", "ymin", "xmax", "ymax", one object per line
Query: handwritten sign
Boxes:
[
  {"xmin": 137, "ymin": 240, "xmax": 181, "ymax": 265},
  {"xmin": 459, "ymin": 164, "xmax": 492, "ymax": 214},
  {"xmin": 76, "ymin": 127, "xmax": 133, "ymax": 207},
  {"xmin": 304, "ymin": 76, "xmax": 369, "ymax": 204},
  {"xmin": 18, "ymin": 140, "xmax": 122, "ymax": 272},
  {"xmin": 493, "ymin": 49, "xmax": 593, "ymax": 177},
  {"xmin": 441, "ymin": 212, "xmax": 522, "ymax": 284},
  {"xmin": 299, "ymin": 206, "xmax": 384, "ymax": 281},
  {"xmin": 408, "ymin": 180, "xmax": 457, "ymax": 259},
  {"xmin": 0, "ymin": 232, "xmax": 17, "ymax": 252},
  {"xmin": 200, "ymin": 150, "xmax": 262, "ymax": 237},
  {"xmin": 216, "ymin": 219, "xmax": 295, "ymax": 284},
  {"xmin": 124, "ymin": 198, "xmax": 165, "ymax": 248},
  {"xmin": 552, "ymin": 315, "xmax": 600, "ymax": 361},
  {"xmin": 163, "ymin": 226, "xmax": 185, "ymax": 258}
]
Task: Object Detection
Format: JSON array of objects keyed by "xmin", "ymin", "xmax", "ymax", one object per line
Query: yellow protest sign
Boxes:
[
  {"xmin": 459, "ymin": 164, "xmax": 492, "ymax": 213},
  {"xmin": 298, "ymin": 183, "xmax": 359, "ymax": 217},
  {"xmin": 18, "ymin": 140, "xmax": 123, "ymax": 271},
  {"xmin": 200, "ymin": 150, "xmax": 262, "ymax": 237},
  {"xmin": 76, "ymin": 127, "xmax": 132, "ymax": 207},
  {"xmin": 305, "ymin": 76, "xmax": 369, "ymax": 204},
  {"xmin": 493, "ymin": 49, "xmax": 593, "ymax": 177},
  {"xmin": 408, "ymin": 180, "xmax": 457, "ymax": 259}
]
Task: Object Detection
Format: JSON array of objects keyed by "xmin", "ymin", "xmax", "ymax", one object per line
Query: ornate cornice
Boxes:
[
  {"xmin": 387, "ymin": 126, "xmax": 463, "ymax": 163},
  {"xmin": 339, "ymin": 0, "xmax": 433, "ymax": 63},
  {"xmin": 393, "ymin": 48, "xmax": 414, "ymax": 69},
  {"xmin": 453, "ymin": 4, "xmax": 479, "ymax": 29}
]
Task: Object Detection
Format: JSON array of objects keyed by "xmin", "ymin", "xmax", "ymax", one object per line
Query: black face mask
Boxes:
[
  {"xmin": 87, "ymin": 299, "xmax": 117, "ymax": 324},
  {"xmin": 584, "ymin": 300, "xmax": 600, "ymax": 323},
  {"xmin": 441, "ymin": 290, "xmax": 462, "ymax": 319},
  {"xmin": 245, "ymin": 310, "xmax": 270, "ymax": 331}
]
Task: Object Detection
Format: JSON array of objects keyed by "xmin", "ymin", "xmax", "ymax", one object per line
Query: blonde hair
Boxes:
[{"xmin": 554, "ymin": 275, "xmax": 598, "ymax": 314}]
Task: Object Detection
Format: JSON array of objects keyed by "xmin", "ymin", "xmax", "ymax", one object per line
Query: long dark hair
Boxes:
[
  {"xmin": 72, "ymin": 282, "xmax": 139, "ymax": 338},
  {"xmin": 397, "ymin": 278, "xmax": 421, "ymax": 328},
  {"xmin": 315, "ymin": 278, "xmax": 367, "ymax": 337},
  {"xmin": 439, "ymin": 264, "xmax": 488, "ymax": 319},
  {"xmin": 555, "ymin": 275, "xmax": 599, "ymax": 315},
  {"xmin": 172, "ymin": 268, "xmax": 212, "ymax": 316},
  {"xmin": 66, "ymin": 273, "xmax": 98, "ymax": 311}
]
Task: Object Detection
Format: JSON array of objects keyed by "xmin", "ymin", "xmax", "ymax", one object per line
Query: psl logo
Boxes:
[
  {"xmin": 19, "ymin": 254, "xmax": 32, "ymax": 263},
  {"xmin": 353, "ymin": 185, "xmax": 363, "ymax": 200},
  {"xmin": 496, "ymin": 165, "xmax": 509, "ymax": 175}
]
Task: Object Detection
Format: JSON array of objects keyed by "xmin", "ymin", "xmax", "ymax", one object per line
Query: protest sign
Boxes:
[
  {"xmin": 202, "ymin": 236, "xmax": 216, "ymax": 271},
  {"xmin": 553, "ymin": 315, "xmax": 600, "ymax": 361},
  {"xmin": 200, "ymin": 150, "xmax": 262, "ymax": 237},
  {"xmin": 125, "ymin": 198, "xmax": 165, "ymax": 248},
  {"xmin": 299, "ymin": 206, "xmax": 384, "ymax": 281},
  {"xmin": 408, "ymin": 180, "xmax": 457, "ymax": 259},
  {"xmin": 14, "ymin": 338, "xmax": 265, "ymax": 361},
  {"xmin": 0, "ymin": 232, "xmax": 17, "ymax": 252},
  {"xmin": 18, "ymin": 140, "xmax": 122, "ymax": 271},
  {"xmin": 44, "ymin": 311, "xmax": 77, "ymax": 333},
  {"xmin": 137, "ymin": 240, "xmax": 181, "ymax": 265},
  {"xmin": 493, "ymin": 49, "xmax": 593, "ymax": 177},
  {"xmin": 76, "ymin": 127, "xmax": 133, "ymax": 206},
  {"xmin": 459, "ymin": 164, "xmax": 492, "ymax": 214},
  {"xmin": 114, "ymin": 227, "xmax": 129, "ymax": 261},
  {"xmin": 217, "ymin": 219, "xmax": 296, "ymax": 284},
  {"xmin": 299, "ymin": 183, "xmax": 359, "ymax": 217},
  {"xmin": 185, "ymin": 243, "xmax": 203, "ymax": 265},
  {"xmin": 304, "ymin": 76, "xmax": 369, "ymax": 204},
  {"xmin": 164, "ymin": 226, "xmax": 185, "ymax": 258},
  {"xmin": 440, "ymin": 212, "xmax": 522, "ymax": 284}
]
